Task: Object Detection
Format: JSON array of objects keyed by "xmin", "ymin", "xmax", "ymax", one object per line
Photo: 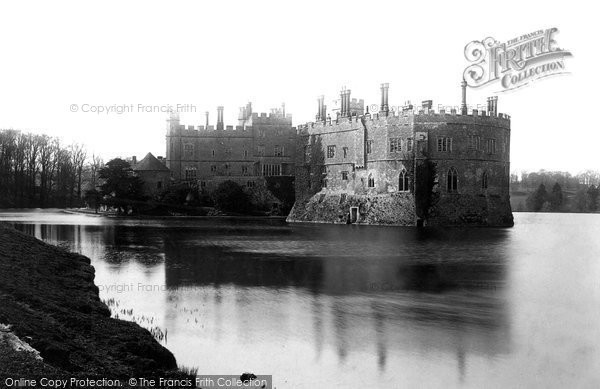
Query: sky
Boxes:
[{"xmin": 0, "ymin": 0, "xmax": 597, "ymax": 174}]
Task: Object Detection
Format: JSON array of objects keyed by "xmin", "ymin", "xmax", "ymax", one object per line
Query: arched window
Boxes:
[
  {"xmin": 399, "ymin": 169, "xmax": 409, "ymax": 192},
  {"xmin": 447, "ymin": 167, "xmax": 458, "ymax": 192},
  {"xmin": 482, "ymin": 171, "xmax": 488, "ymax": 189},
  {"xmin": 368, "ymin": 174, "xmax": 375, "ymax": 188}
]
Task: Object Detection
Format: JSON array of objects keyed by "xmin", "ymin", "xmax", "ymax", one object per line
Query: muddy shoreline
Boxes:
[{"xmin": 0, "ymin": 223, "xmax": 188, "ymax": 382}]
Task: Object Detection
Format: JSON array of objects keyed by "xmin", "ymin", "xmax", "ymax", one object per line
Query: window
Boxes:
[
  {"xmin": 156, "ymin": 181, "xmax": 162, "ymax": 189},
  {"xmin": 274, "ymin": 145, "xmax": 282, "ymax": 157},
  {"xmin": 184, "ymin": 167, "xmax": 197, "ymax": 181},
  {"xmin": 244, "ymin": 150, "xmax": 248, "ymax": 158},
  {"xmin": 367, "ymin": 140, "xmax": 373, "ymax": 154},
  {"xmin": 327, "ymin": 145, "xmax": 336, "ymax": 158},
  {"xmin": 212, "ymin": 150, "xmax": 215, "ymax": 157},
  {"xmin": 258, "ymin": 129, "xmax": 266, "ymax": 138},
  {"xmin": 200, "ymin": 181, "xmax": 206, "ymax": 188},
  {"xmin": 262, "ymin": 164, "xmax": 281, "ymax": 176},
  {"xmin": 437, "ymin": 137, "xmax": 452, "ymax": 152},
  {"xmin": 343, "ymin": 147, "xmax": 348, "ymax": 158},
  {"xmin": 224, "ymin": 164, "xmax": 230, "ymax": 175},
  {"xmin": 258, "ymin": 145, "xmax": 265, "ymax": 156},
  {"xmin": 447, "ymin": 167, "xmax": 458, "ymax": 192},
  {"xmin": 368, "ymin": 174, "xmax": 375, "ymax": 188},
  {"xmin": 184, "ymin": 144, "xmax": 194, "ymax": 157},
  {"xmin": 341, "ymin": 171, "xmax": 348, "ymax": 180},
  {"xmin": 210, "ymin": 165, "xmax": 217, "ymax": 173},
  {"xmin": 407, "ymin": 138, "xmax": 413, "ymax": 152},
  {"xmin": 487, "ymin": 139, "xmax": 497, "ymax": 154},
  {"xmin": 225, "ymin": 148, "xmax": 232, "ymax": 156},
  {"xmin": 482, "ymin": 171, "xmax": 488, "ymax": 189},
  {"xmin": 323, "ymin": 178, "xmax": 328, "ymax": 188},
  {"xmin": 247, "ymin": 181, "xmax": 255, "ymax": 188},
  {"xmin": 399, "ymin": 169, "xmax": 409, "ymax": 191},
  {"xmin": 469, "ymin": 135, "xmax": 481, "ymax": 150},
  {"xmin": 389, "ymin": 138, "xmax": 401, "ymax": 153},
  {"xmin": 242, "ymin": 165, "xmax": 248, "ymax": 175}
]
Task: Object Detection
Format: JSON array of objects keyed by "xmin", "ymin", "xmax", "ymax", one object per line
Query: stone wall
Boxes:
[
  {"xmin": 286, "ymin": 191, "xmax": 416, "ymax": 225},
  {"xmin": 165, "ymin": 109, "xmax": 296, "ymax": 185},
  {"xmin": 290, "ymin": 107, "xmax": 513, "ymax": 227}
]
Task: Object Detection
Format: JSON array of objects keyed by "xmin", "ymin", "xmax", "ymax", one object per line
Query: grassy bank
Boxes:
[{"xmin": 0, "ymin": 224, "xmax": 186, "ymax": 381}]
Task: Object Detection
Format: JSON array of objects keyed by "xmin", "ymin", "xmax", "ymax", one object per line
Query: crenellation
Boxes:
[
  {"xmin": 165, "ymin": 102, "xmax": 296, "ymax": 187},
  {"xmin": 288, "ymin": 83, "xmax": 513, "ymax": 227}
]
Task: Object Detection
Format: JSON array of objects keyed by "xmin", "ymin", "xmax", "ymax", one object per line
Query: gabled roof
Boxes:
[{"xmin": 133, "ymin": 153, "xmax": 170, "ymax": 172}]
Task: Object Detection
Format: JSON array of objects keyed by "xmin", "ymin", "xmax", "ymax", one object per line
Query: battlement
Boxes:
[
  {"xmin": 250, "ymin": 112, "xmax": 293, "ymax": 123},
  {"xmin": 170, "ymin": 124, "xmax": 258, "ymax": 137},
  {"xmin": 297, "ymin": 104, "xmax": 511, "ymax": 136}
]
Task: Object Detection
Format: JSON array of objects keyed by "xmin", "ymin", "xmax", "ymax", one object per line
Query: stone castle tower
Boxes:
[
  {"xmin": 165, "ymin": 104, "xmax": 296, "ymax": 190},
  {"xmin": 287, "ymin": 83, "xmax": 513, "ymax": 227}
]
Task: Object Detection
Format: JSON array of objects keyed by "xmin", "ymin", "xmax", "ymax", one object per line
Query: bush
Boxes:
[{"xmin": 212, "ymin": 181, "xmax": 250, "ymax": 214}]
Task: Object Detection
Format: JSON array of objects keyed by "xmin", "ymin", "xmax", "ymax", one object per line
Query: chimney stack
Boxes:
[
  {"xmin": 461, "ymin": 80, "xmax": 468, "ymax": 115},
  {"xmin": 342, "ymin": 88, "xmax": 351, "ymax": 117},
  {"xmin": 487, "ymin": 96, "xmax": 498, "ymax": 116},
  {"xmin": 380, "ymin": 83, "xmax": 389, "ymax": 115},
  {"xmin": 217, "ymin": 106, "xmax": 224, "ymax": 130},
  {"xmin": 205, "ymin": 111, "xmax": 210, "ymax": 128},
  {"xmin": 340, "ymin": 88, "xmax": 346, "ymax": 117},
  {"xmin": 282, "ymin": 102, "xmax": 286, "ymax": 118},
  {"xmin": 317, "ymin": 95, "xmax": 325, "ymax": 121}
]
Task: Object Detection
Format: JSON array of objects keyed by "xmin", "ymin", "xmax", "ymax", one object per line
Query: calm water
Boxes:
[{"xmin": 1, "ymin": 210, "xmax": 600, "ymax": 388}]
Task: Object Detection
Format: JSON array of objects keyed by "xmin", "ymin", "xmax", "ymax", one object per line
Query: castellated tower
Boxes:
[
  {"xmin": 165, "ymin": 103, "xmax": 296, "ymax": 190},
  {"xmin": 287, "ymin": 83, "xmax": 513, "ymax": 227}
]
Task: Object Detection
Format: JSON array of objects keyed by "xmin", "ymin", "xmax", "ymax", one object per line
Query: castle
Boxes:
[
  {"xmin": 286, "ymin": 83, "xmax": 514, "ymax": 227},
  {"xmin": 165, "ymin": 103, "xmax": 296, "ymax": 191}
]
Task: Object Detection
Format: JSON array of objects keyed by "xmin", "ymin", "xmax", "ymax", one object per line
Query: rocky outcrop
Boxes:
[{"xmin": 287, "ymin": 191, "xmax": 416, "ymax": 225}]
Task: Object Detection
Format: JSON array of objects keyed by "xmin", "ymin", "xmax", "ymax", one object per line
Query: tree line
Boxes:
[
  {"xmin": 524, "ymin": 183, "xmax": 599, "ymax": 213},
  {"xmin": 511, "ymin": 170, "xmax": 600, "ymax": 192},
  {"xmin": 0, "ymin": 129, "xmax": 102, "ymax": 208}
]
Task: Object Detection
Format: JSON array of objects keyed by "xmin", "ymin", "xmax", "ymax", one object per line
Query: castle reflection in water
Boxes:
[{"xmin": 14, "ymin": 217, "xmax": 512, "ymax": 386}]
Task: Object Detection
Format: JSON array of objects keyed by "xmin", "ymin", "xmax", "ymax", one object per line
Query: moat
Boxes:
[{"xmin": 1, "ymin": 210, "xmax": 599, "ymax": 388}]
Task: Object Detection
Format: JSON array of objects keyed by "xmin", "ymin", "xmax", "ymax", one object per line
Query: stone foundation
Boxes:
[
  {"xmin": 427, "ymin": 194, "xmax": 514, "ymax": 227},
  {"xmin": 286, "ymin": 191, "xmax": 416, "ymax": 225}
]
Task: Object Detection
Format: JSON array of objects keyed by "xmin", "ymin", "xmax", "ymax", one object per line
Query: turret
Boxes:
[{"xmin": 166, "ymin": 110, "xmax": 180, "ymax": 134}]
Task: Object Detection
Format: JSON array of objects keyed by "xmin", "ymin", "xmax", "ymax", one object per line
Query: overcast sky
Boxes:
[{"xmin": 0, "ymin": 0, "xmax": 596, "ymax": 174}]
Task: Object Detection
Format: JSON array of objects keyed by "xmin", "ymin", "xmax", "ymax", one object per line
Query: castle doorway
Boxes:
[{"xmin": 349, "ymin": 207, "xmax": 359, "ymax": 223}]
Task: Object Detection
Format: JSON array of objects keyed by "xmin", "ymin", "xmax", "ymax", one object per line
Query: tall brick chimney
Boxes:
[
  {"xmin": 340, "ymin": 88, "xmax": 352, "ymax": 117},
  {"xmin": 205, "ymin": 111, "xmax": 210, "ymax": 128},
  {"xmin": 317, "ymin": 95, "xmax": 325, "ymax": 121},
  {"xmin": 217, "ymin": 106, "xmax": 224, "ymax": 130},
  {"xmin": 380, "ymin": 83, "xmax": 389, "ymax": 115},
  {"xmin": 345, "ymin": 89, "xmax": 351, "ymax": 117},
  {"xmin": 461, "ymin": 80, "xmax": 468, "ymax": 115},
  {"xmin": 282, "ymin": 102, "xmax": 286, "ymax": 117},
  {"xmin": 487, "ymin": 96, "xmax": 498, "ymax": 116}
]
